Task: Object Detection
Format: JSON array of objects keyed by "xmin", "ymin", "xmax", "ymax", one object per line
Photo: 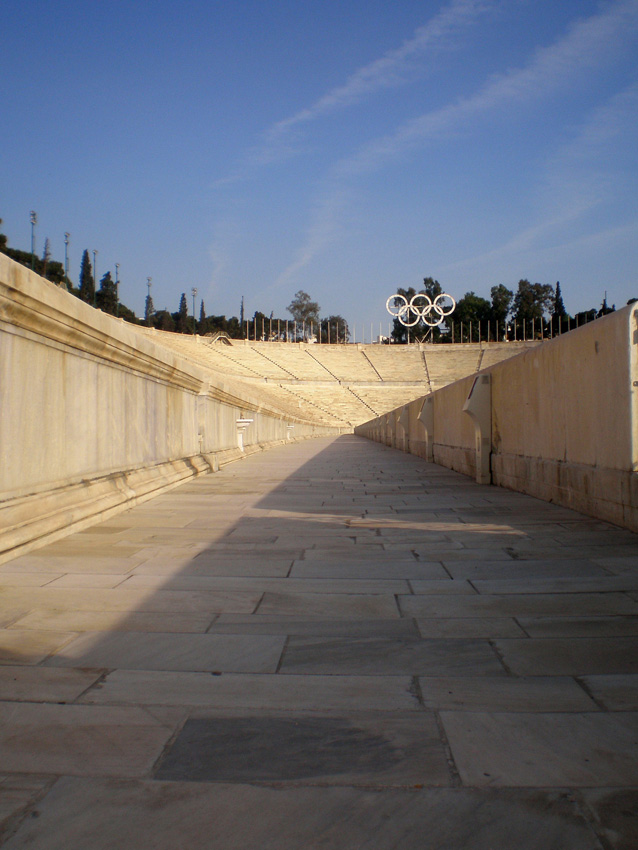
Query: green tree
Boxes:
[
  {"xmin": 513, "ymin": 280, "xmax": 554, "ymax": 322},
  {"xmin": 199, "ymin": 300, "xmax": 206, "ymax": 332},
  {"xmin": 41, "ymin": 238, "xmax": 51, "ymax": 279},
  {"xmin": 553, "ymin": 281, "xmax": 566, "ymax": 319},
  {"xmin": 287, "ymin": 290, "xmax": 320, "ymax": 326},
  {"xmin": 321, "ymin": 315, "xmax": 350, "ymax": 344},
  {"xmin": 78, "ymin": 250, "xmax": 95, "ymax": 304},
  {"xmin": 454, "ymin": 292, "xmax": 491, "ymax": 342},
  {"xmin": 421, "ymin": 277, "xmax": 442, "ymax": 300},
  {"xmin": 176, "ymin": 292, "xmax": 189, "ymax": 333},
  {"xmin": 145, "ymin": 292, "xmax": 155, "ymax": 325},
  {"xmin": 153, "ymin": 310, "xmax": 175, "ymax": 332},
  {"xmin": 551, "ymin": 281, "xmax": 570, "ymax": 334},
  {"xmin": 96, "ymin": 271, "xmax": 118, "ymax": 315},
  {"xmin": 489, "ymin": 284, "xmax": 513, "ymax": 341}
]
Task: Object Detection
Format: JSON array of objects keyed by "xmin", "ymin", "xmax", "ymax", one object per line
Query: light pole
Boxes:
[
  {"xmin": 30, "ymin": 211, "xmax": 37, "ymax": 269},
  {"xmin": 92, "ymin": 250, "xmax": 98, "ymax": 307},
  {"xmin": 146, "ymin": 277, "xmax": 152, "ymax": 326},
  {"xmin": 64, "ymin": 232, "xmax": 70, "ymax": 288},
  {"xmin": 191, "ymin": 287, "xmax": 198, "ymax": 335},
  {"xmin": 115, "ymin": 263, "xmax": 120, "ymax": 317}
]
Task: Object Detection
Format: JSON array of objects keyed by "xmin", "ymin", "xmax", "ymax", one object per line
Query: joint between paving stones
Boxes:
[
  {"xmin": 573, "ymin": 676, "xmax": 609, "ymax": 712},
  {"xmin": 570, "ymin": 790, "xmax": 613, "ymax": 850},
  {"xmin": 488, "ymin": 639, "xmax": 516, "ymax": 676},
  {"xmin": 0, "ymin": 775, "xmax": 60, "ymax": 847},
  {"xmin": 275, "ymin": 636, "xmax": 291, "ymax": 673},
  {"xmin": 433, "ymin": 709, "xmax": 462, "ymax": 788},
  {"xmin": 72, "ymin": 669, "xmax": 112, "ymax": 704}
]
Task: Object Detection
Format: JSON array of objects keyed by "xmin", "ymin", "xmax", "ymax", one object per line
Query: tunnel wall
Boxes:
[
  {"xmin": 0, "ymin": 255, "xmax": 337, "ymax": 563},
  {"xmin": 356, "ymin": 305, "xmax": 638, "ymax": 531}
]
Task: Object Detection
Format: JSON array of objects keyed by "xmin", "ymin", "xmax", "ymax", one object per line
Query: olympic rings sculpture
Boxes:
[{"xmin": 386, "ymin": 292, "xmax": 456, "ymax": 327}]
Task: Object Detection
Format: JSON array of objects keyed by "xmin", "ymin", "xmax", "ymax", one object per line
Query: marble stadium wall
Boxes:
[
  {"xmin": 355, "ymin": 305, "xmax": 638, "ymax": 531},
  {"xmin": 0, "ymin": 255, "xmax": 337, "ymax": 563}
]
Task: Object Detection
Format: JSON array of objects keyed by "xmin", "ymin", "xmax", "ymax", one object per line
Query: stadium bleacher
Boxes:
[{"xmin": 138, "ymin": 329, "xmax": 539, "ymax": 428}]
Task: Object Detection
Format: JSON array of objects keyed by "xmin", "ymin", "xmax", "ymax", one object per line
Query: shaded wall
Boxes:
[
  {"xmin": 355, "ymin": 306, "xmax": 638, "ymax": 531},
  {"xmin": 0, "ymin": 255, "xmax": 336, "ymax": 563}
]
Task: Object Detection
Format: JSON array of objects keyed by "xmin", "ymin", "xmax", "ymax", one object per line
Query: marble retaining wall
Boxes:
[
  {"xmin": 355, "ymin": 305, "xmax": 638, "ymax": 531},
  {"xmin": 0, "ymin": 255, "xmax": 337, "ymax": 563}
]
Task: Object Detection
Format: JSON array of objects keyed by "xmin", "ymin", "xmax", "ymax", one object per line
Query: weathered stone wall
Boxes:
[
  {"xmin": 356, "ymin": 306, "xmax": 638, "ymax": 531},
  {"xmin": 0, "ymin": 255, "xmax": 336, "ymax": 562}
]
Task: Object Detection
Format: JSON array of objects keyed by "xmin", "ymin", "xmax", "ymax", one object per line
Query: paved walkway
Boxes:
[{"xmin": 1, "ymin": 435, "xmax": 637, "ymax": 849}]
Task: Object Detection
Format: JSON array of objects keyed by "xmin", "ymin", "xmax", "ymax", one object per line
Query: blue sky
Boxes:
[{"xmin": 2, "ymin": 0, "xmax": 637, "ymax": 336}]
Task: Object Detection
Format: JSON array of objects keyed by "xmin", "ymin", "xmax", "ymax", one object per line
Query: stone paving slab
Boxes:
[
  {"xmin": 81, "ymin": 670, "xmax": 421, "ymax": 711},
  {"xmin": 0, "ymin": 703, "xmax": 183, "ymax": 777},
  {"xmin": 517, "ymin": 615, "xmax": 638, "ymax": 638},
  {"xmin": 441, "ymin": 711, "xmax": 638, "ymax": 787},
  {"xmin": 0, "ymin": 778, "xmax": 603, "ymax": 850},
  {"xmin": 0, "ymin": 630, "xmax": 78, "ymax": 666},
  {"xmin": 0, "ymin": 666, "xmax": 104, "ymax": 703},
  {"xmin": 131, "ymin": 557, "xmax": 295, "ymax": 577},
  {"xmin": 0, "ymin": 556, "xmax": 141, "ymax": 574},
  {"xmin": 580, "ymin": 674, "xmax": 638, "ymax": 710},
  {"xmin": 121, "ymin": 574, "xmax": 411, "ymax": 595},
  {"xmin": 441, "ymin": 559, "xmax": 611, "ymax": 579},
  {"xmin": 11, "ymin": 610, "xmax": 215, "ymax": 634},
  {"xmin": 208, "ymin": 615, "xmax": 419, "ymax": 637},
  {"xmin": 256, "ymin": 591, "xmax": 400, "ymax": 619},
  {"xmin": 0, "ymin": 573, "xmax": 62, "ymax": 587},
  {"xmin": 419, "ymin": 675, "xmax": 598, "ymax": 711},
  {"xmin": 399, "ymin": 592, "xmax": 638, "ymax": 618},
  {"xmin": 2, "ymin": 434, "xmax": 638, "ymax": 847},
  {"xmin": 472, "ymin": 576, "xmax": 638, "ymax": 594},
  {"xmin": 289, "ymin": 559, "xmax": 449, "ymax": 579},
  {"xmin": 495, "ymin": 636, "xmax": 638, "ymax": 675},
  {"xmin": 155, "ymin": 711, "xmax": 451, "ymax": 786},
  {"xmin": 279, "ymin": 636, "xmax": 505, "ymax": 676},
  {"xmin": 44, "ymin": 632, "xmax": 285, "ymax": 673},
  {"xmin": 416, "ymin": 616, "xmax": 526, "ymax": 638},
  {"xmin": 0, "ymin": 587, "xmax": 262, "ymax": 615}
]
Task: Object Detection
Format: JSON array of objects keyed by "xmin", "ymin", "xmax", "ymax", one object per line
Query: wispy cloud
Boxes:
[
  {"xmin": 337, "ymin": 0, "xmax": 638, "ymax": 177},
  {"xmin": 279, "ymin": 0, "xmax": 638, "ymax": 287},
  {"xmin": 270, "ymin": 187, "xmax": 352, "ymax": 292},
  {"xmin": 441, "ymin": 80, "xmax": 638, "ymax": 281},
  {"xmin": 267, "ymin": 0, "xmax": 493, "ymax": 143},
  {"xmin": 214, "ymin": 0, "xmax": 494, "ymax": 187}
]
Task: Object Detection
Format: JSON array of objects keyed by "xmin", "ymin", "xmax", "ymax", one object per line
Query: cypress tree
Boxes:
[
  {"xmin": 145, "ymin": 292, "xmax": 155, "ymax": 325},
  {"xmin": 177, "ymin": 293, "xmax": 189, "ymax": 333},
  {"xmin": 96, "ymin": 271, "xmax": 118, "ymax": 315},
  {"xmin": 78, "ymin": 250, "xmax": 95, "ymax": 304}
]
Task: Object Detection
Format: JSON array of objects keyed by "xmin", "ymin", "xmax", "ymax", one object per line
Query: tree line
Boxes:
[
  {"xmin": 390, "ymin": 277, "xmax": 623, "ymax": 343},
  {"xmin": 0, "ymin": 225, "xmax": 349, "ymax": 343},
  {"xmin": 2, "ymin": 219, "xmax": 630, "ymax": 345}
]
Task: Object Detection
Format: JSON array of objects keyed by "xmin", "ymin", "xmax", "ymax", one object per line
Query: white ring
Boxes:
[{"xmin": 386, "ymin": 291, "xmax": 456, "ymax": 327}]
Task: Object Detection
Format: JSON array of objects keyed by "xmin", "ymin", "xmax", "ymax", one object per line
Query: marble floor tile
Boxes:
[
  {"xmin": 442, "ymin": 710, "xmax": 638, "ymax": 787},
  {"xmin": 44, "ymin": 632, "xmax": 285, "ymax": 673},
  {"xmin": 81, "ymin": 669, "xmax": 421, "ymax": 712},
  {"xmin": 0, "ymin": 779, "xmax": 603, "ymax": 849},
  {"xmin": 495, "ymin": 636, "xmax": 638, "ymax": 676},
  {"xmin": 279, "ymin": 636, "xmax": 505, "ymax": 676}
]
